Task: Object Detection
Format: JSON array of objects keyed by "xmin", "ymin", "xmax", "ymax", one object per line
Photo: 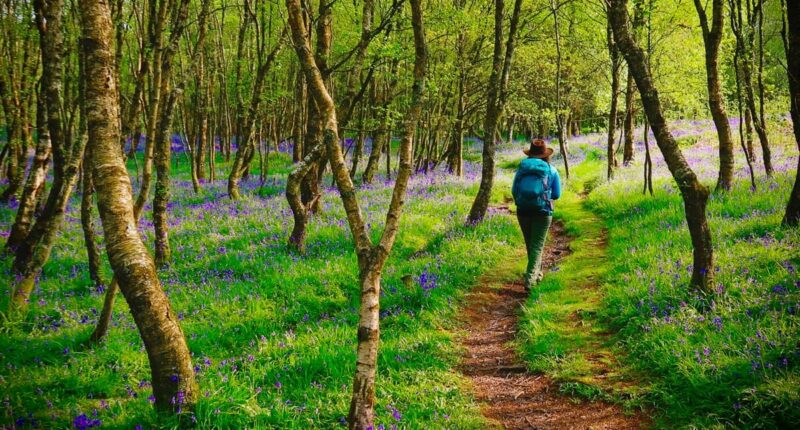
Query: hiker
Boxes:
[{"xmin": 511, "ymin": 138, "xmax": 562, "ymax": 290}]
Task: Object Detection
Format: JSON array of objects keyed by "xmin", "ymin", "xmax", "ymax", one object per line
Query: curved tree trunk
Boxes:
[
  {"xmin": 91, "ymin": 0, "xmax": 190, "ymax": 341},
  {"xmin": 287, "ymin": 0, "xmax": 383, "ymax": 249},
  {"xmin": 693, "ymin": 0, "xmax": 734, "ymax": 192},
  {"xmin": 610, "ymin": 0, "xmax": 714, "ymax": 293},
  {"xmin": 79, "ymin": 0, "xmax": 198, "ymax": 411}
]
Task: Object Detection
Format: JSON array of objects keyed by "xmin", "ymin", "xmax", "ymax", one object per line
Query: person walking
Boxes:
[{"xmin": 511, "ymin": 138, "xmax": 562, "ymax": 290}]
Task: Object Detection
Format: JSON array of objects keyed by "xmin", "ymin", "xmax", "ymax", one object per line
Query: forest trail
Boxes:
[{"xmin": 459, "ymin": 213, "xmax": 647, "ymax": 429}]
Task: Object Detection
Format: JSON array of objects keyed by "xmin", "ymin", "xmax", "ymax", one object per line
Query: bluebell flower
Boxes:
[{"xmin": 73, "ymin": 413, "xmax": 101, "ymax": 429}]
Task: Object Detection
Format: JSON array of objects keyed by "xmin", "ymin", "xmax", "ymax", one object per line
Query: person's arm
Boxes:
[{"xmin": 550, "ymin": 168, "xmax": 562, "ymax": 200}]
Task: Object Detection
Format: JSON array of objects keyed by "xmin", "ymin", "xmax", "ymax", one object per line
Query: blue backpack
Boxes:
[{"xmin": 513, "ymin": 159, "xmax": 553, "ymax": 214}]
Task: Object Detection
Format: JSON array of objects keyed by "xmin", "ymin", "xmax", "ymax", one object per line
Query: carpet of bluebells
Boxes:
[
  {"xmin": 0, "ymin": 117, "xmax": 798, "ymax": 429},
  {"xmin": 0, "ymin": 148, "xmax": 520, "ymax": 429}
]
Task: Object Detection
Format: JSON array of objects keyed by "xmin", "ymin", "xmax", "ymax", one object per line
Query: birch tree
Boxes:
[
  {"xmin": 286, "ymin": 0, "xmax": 427, "ymax": 427},
  {"xmin": 79, "ymin": 0, "xmax": 197, "ymax": 412}
]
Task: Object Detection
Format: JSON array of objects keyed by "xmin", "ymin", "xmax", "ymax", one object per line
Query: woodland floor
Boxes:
[{"xmin": 459, "ymin": 214, "xmax": 648, "ymax": 430}]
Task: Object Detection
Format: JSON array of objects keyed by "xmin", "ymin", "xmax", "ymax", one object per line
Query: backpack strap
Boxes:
[{"xmin": 543, "ymin": 169, "xmax": 553, "ymax": 212}]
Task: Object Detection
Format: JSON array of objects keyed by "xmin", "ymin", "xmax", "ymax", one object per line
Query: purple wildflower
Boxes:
[{"xmin": 72, "ymin": 413, "xmax": 102, "ymax": 429}]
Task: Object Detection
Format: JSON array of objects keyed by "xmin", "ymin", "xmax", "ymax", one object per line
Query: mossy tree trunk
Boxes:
[
  {"xmin": 468, "ymin": 0, "xmax": 523, "ymax": 223},
  {"xmin": 610, "ymin": 0, "xmax": 714, "ymax": 293}
]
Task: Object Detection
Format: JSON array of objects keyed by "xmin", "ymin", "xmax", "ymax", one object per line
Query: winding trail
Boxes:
[{"xmin": 460, "ymin": 217, "xmax": 647, "ymax": 429}]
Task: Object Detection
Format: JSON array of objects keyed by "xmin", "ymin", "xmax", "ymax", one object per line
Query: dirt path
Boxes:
[{"xmin": 460, "ymin": 220, "xmax": 646, "ymax": 430}]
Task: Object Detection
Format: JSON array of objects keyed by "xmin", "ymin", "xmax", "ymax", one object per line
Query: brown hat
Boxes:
[{"xmin": 523, "ymin": 139, "xmax": 554, "ymax": 158}]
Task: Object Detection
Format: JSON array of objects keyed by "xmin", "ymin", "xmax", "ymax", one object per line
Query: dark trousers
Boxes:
[{"xmin": 517, "ymin": 214, "xmax": 553, "ymax": 288}]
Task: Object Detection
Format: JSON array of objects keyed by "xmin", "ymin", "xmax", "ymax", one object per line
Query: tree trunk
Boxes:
[
  {"xmin": 606, "ymin": 15, "xmax": 621, "ymax": 180},
  {"xmin": 80, "ymin": 0, "xmax": 198, "ymax": 412},
  {"xmin": 610, "ymin": 0, "xmax": 714, "ymax": 293},
  {"xmin": 151, "ymin": 0, "xmax": 191, "ymax": 267},
  {"xmin": 153, "ymin": 89, "xmax": 180, "ymax": 267},
  {"xmin": 744, "ymin": 104, "xmax": 755, "ymax": 162},
  {"xmin": 693, "ymin": 0, "xmax": 735, "ymax": 192},
  {"xmin": 0, "ymin": 123, "xmax": 25, "ymax": 203},
  {"xmin": 227, "ymin": 31, "xmax": 285, "ymax": 199},
  {"xmin": 362, "ymin": 60, "xmax": 399, "ymax": 184},
  {"xmin": 730, "ymin": 0, "xmax": 773, "ymax": 176},
  {"xmin": 9, "ymin": 0, "xmax": 89, "ymax": 316},
  {"xmin": 551, "ymin": 0, "xmax": 570, "ymax": 179},
  {"xmin": 623, "ymin": 71, "xmax": 635, "ymax": 165},
  {"xmin": 286, "ymin": 0, "xmax": 384, "ymax": 248},
  {"xmin": 782, "ymin": 0, "xmax": 800, "ymax": 226},
  {"xmin": 733, "ymin": 29, "xmax": 758, "ymax": 190},
  {"xmin": 5, "ymin": 89, "xmax": 52, "ymax": 251},
  {"xmin": 195, "ymin": 0, "xmax": 211, "ymax": 185},
  {"xmin": 81, "ymin": 146, "xmax": 103, "ymax": 289},
  {"xmin": 133, "ymin": 0, "xmax": 168, "ymax": 218},
  {"xmin": 91, "ymin": 0, "xmax": 191, "ymax": 338},
  {"xmin": 448, "ymin": 76, "xmax": 465, "ymax": 176},
  {"xmin": 468, "ymin": 0, "xmax": 523, "ymax": 223},
  {"xmin": 292, "ymin": 67, "xmax": 305, "ymax": 162},
  {"xmin": 350, "ymin": 105, "xmax": 366, "ymax": 179}
]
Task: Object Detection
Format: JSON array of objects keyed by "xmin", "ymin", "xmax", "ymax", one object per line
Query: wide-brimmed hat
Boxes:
[{"xmin": 523, "ymin": 139, "xmax": 554, "ymax": 158}]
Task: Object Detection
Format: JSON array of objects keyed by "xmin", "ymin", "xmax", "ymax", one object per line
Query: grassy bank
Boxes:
[{"xmin": 587, "ymin": 166, "xmax": 799, "ymax": 428}]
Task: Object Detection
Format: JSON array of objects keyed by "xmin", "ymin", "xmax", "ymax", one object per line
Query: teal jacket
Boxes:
[{"xmin": 511, "ymin": 158, "xmax": 562, "ymax": 216}]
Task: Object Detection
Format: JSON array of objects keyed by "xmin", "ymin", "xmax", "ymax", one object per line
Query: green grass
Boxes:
[
  {"xmin": 0, "ymin": 152, "xmax": 519, "ymax": 429},
  {"xmin": 585, "ymin": 168, "xmax": 800, "ymax": 428}
]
